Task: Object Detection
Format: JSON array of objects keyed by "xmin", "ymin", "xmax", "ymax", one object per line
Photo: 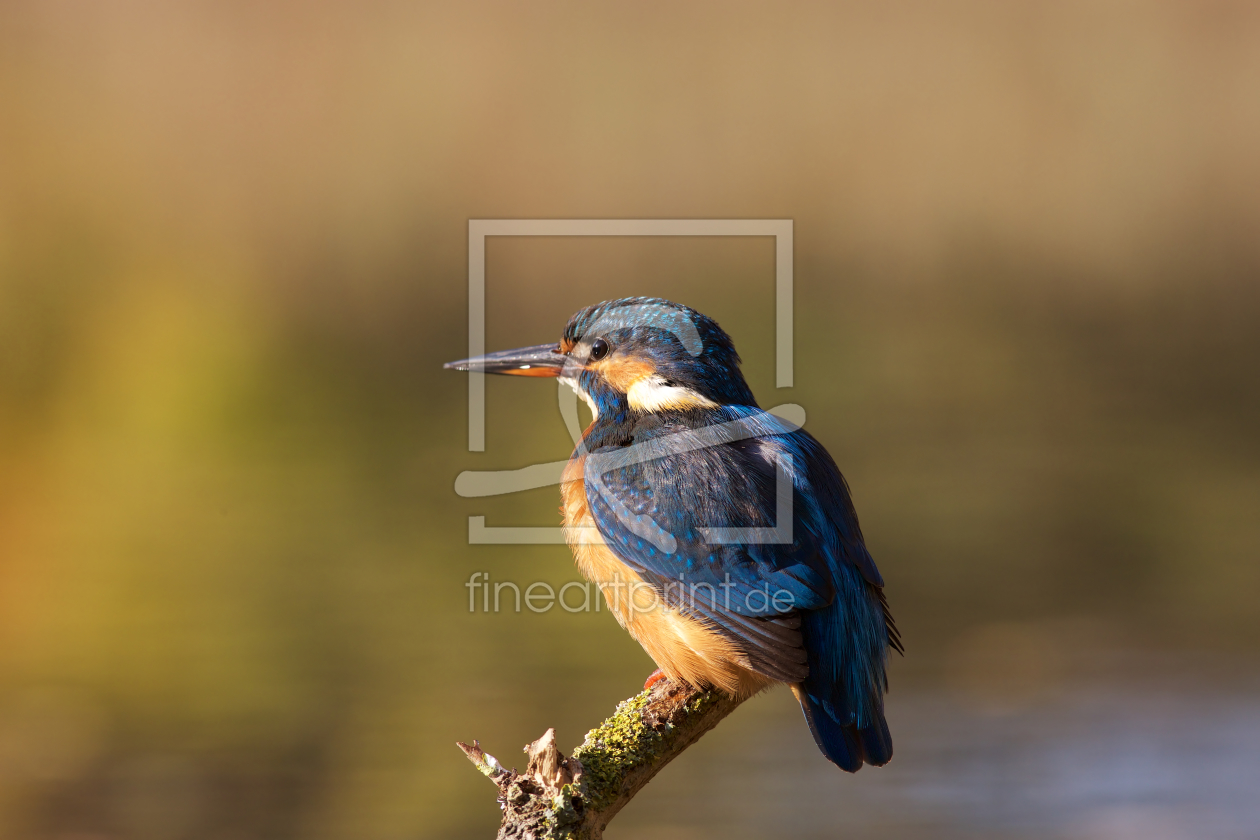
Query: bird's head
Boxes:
[{"xmin": 444, "ymin": 297, "xmax": 757, "ymax": 420}]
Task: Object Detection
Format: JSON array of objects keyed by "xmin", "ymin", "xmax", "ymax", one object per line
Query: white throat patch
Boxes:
[{"xmin": 559, "ymin": 376, "xmax": 599, "ymax": 420}]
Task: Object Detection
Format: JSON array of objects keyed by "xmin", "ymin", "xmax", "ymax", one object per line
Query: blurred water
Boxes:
[{"xmin": 613, "ymin": 672, "xmax": 1260, "ymax": 840}]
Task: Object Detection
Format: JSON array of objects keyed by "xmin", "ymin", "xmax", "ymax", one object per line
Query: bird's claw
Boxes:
[{"xmin": 644, "ymin": 668, "xmax": 668, "ymax": 690}]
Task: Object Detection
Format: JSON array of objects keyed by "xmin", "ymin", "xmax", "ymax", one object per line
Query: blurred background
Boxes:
[{"xmin": 2, "ymin": 1, "xmax": 1259, "ymax": 838}]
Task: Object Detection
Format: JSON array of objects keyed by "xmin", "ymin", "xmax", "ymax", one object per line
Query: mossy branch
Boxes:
[{"xmin": 457, "ymin": 678, "xmax": 746, "ymax": 839}]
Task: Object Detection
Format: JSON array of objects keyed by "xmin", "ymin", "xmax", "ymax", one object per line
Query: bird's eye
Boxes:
[{"xmin": 589, "ymin": 338, "xmax": 610, "ymax": 361}]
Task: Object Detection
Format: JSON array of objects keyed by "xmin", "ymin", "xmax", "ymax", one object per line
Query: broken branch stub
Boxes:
[{"xmin": 456, "ymin": 678, "xmax": 747, "ymax": 839}]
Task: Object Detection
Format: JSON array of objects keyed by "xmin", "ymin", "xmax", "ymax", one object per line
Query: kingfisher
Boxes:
[{"xmin": 446, "ymin": 297, "xmax": 901, "ymax": 771}]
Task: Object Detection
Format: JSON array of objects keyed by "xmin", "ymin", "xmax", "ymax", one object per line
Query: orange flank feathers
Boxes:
[{"xmin": 560, "ymin": 456, "xmax": 772, "ymax": 698}]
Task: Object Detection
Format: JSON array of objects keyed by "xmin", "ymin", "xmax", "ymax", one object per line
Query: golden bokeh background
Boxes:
[{"xmin": 2, "ymin": 2, "xmax": 1258, "ymax": 838}]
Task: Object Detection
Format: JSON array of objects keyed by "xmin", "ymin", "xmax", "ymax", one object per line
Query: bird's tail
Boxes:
[
  {"xmin": 790, "ymin": 683, "xmax": 892, "ymax": 772},
  {"xmin": 792, "ymin": 574, "xmax": 896, "ymax": 772}
]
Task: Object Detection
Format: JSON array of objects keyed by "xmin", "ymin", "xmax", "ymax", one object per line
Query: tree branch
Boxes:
[{"xmin": 457, "ymin": 678, "xmax": 747, "ymax": 839}]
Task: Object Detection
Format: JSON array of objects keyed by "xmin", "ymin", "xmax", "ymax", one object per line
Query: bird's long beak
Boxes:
[{"xmin": 443, "ymin": 343, "xmax": 569, "ymax": 377}]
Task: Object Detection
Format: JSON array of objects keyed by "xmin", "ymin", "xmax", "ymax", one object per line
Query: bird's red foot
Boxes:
[{"xmin": 644, "ymin": 668, "xmax": 668, "ymax": 690}]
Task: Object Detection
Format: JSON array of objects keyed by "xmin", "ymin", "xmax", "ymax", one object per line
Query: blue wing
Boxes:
[{"xmin": 582, "ymin": 407, "xmax": 895, "ymax": 686}]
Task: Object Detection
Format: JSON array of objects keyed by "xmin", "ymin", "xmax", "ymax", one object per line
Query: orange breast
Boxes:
[{"xmin": 561, "ymin": 455, "xmax": 773, "ymax": 698}]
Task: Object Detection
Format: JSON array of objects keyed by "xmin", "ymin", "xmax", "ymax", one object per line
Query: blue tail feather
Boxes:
[
  {"xmin": 796, "ymin": 689, "xmax": 864, "ymax": 772},
  {"xmin": 796, "ymin": 566, "xmax": 894, "ymax": 771},
  {"xmin": 795, "ymin": 689, "xmax": 891, "ymax": 772},
  {"xmin": 858, "ymin": 703, "xmax": 893, "ymax": 766}
]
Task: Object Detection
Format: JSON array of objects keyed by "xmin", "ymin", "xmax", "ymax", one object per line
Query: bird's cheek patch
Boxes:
[
  {"xmin": 626, "ymin": 376, "xmax": 719, "ymax": 412},
  {"xmin": 595, "ymin": 357, "xmax": 657, "ymax": 393}
]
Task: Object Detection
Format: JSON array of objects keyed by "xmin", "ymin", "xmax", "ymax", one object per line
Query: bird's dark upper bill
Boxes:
[{"xmin": 443, "ymin": 343, "xmax": 568, "ymax": 377}]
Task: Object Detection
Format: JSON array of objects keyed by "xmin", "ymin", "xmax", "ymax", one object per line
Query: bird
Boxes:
[{"xmin": 445, "ymin": 297, "xmax": 901, "ymax": 771}]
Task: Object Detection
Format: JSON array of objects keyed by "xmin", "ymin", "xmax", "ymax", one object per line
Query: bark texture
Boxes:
[{"xmin": 457, "ymin": 678, "xmax": 746, "ymax": 839}]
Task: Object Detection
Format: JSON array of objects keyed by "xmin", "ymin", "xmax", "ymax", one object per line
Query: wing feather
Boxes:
[{"xmin": 583, "ymin": 407, "xmax": 875, "ymax": 683}]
